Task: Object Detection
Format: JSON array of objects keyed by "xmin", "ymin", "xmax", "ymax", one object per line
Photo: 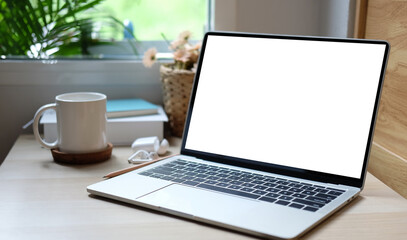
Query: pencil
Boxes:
[{"xmin": 103, "ymin": 154, "xmax": 178, "ymax": 179}]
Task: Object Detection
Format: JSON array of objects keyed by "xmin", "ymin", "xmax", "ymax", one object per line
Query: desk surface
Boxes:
[{"xmin": 1, "ymin": 135, "xmax": 407, "ymax": 240}]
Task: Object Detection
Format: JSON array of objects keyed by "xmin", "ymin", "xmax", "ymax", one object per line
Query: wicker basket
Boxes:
[{"xmin": 160, "ymin": 64, "xmax": 195, "ymax": 137}]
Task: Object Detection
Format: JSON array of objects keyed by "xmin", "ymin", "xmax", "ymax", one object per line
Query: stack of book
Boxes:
[{"xmin": 40, "ymin": 98, "xmax": 168, "ymax": 145}]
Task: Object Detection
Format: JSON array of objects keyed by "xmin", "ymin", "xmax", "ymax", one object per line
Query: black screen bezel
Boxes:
[{"xmin": 180, "ymin": 31, "xmax": 390, "ymax": 189}]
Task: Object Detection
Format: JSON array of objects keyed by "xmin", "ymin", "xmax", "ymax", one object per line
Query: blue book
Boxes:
[{"xmin": 106, "ymin": 98, "xmax": 159, "ymax": 118}]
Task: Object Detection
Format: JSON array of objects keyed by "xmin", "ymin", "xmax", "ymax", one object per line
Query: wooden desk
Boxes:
[{"xmin": 1, "ymin": 135, "xmax": 407, "ymax": 240}]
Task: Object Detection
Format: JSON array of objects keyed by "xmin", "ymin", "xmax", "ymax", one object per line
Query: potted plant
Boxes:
[
  {"xmin": 143, "ymin": 31, "xmax": 201, "ymax": 137},
  {"xmin": 0, "ymin": 0, "xmax": 137, "ymax": 58}
]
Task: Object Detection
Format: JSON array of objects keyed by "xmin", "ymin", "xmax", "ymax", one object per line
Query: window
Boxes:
[
  {"xmin": 92, "ymin": 0, "xmax": 210, "ymax": 56},
  {"xmin": 97, "ymin": 0, "xmax": 208, "ymax": 41},
  {"xmin": 0, "ymin": 0, "xmax": 210, "ymax": 59}
]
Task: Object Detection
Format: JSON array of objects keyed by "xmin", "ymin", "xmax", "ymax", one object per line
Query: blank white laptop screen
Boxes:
[{"xmin": 185, "ymin": 35, "xmax": 387, "ymax": 179}]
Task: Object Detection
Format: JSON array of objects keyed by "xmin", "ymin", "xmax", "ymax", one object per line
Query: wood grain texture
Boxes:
[
  {"xmin": 369, "ymin": 142, "xmax": 407, "ymax": 198},
  {"xmin": 363, "ymin": 0, "xmax": 407, "ymax": 198},
  {"xmin": 354, "ymin": 0, "xmax": 368, "ymax": 38},
  {"xmin": 1, "ymin": 135, "xmax": 407, "ymax": 240}
]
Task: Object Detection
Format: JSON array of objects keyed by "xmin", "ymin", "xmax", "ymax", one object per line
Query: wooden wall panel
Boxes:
[{"xmin": 363, "ymin": 0, "xmax": 407, "ymax": 198}]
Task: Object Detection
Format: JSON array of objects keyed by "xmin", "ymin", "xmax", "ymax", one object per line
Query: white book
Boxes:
[{"xmin": 40, "ymin": 106, "xmax": 168, "ymax": 145}]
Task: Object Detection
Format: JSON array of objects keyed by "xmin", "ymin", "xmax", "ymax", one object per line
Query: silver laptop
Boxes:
[{"xmin": 87, "ymin": 32, "xmax": 389, "ymax": 239}]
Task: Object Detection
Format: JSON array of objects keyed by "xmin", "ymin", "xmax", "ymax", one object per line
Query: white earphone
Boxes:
[{"xmin": 129, "ymin": 136, "xmax": 169, "ymax": 164}]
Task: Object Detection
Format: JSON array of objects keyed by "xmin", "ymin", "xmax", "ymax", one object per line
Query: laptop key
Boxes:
[
  {"xmin": 185, "ymin": 167, "xmax": 196, "ymax": 172},
  {"xmin": 216, "ymin": 182, "xmax": 230, "ymax": 188},
  {"xmin": 242, "ymin": 183, "xmax": 255, "ymax": 188},
  {"xmin": 184, "ymin": 172, "xmax": 196, "ymax": 176},
  {"xmin": 192, "ymin": 178, "xmax": 206, "ymax": 183},
  {"xmin": 303, "ymin": 206, "xmax": 318, "ymax": 212},
  {"xmin": 302, "ymin": 186, "xmax": 316, "ymax": 191},
  {"xmin": 241, "ymin": 187, "xmax": 255, "ymax": 192},
  {"xmin": 315, "ymin": 193, "xmax": 337, "ymax": 200},
  {"xmin": 276, "ymin": 181, "xmax": 290, "ymax": 185},
  {"xmin": 289, "ymin": 187, "xmax": 303, "ymax": 193},
  {"xmin": 292, "ymin": 193, "xmax": 307, "ymax": 198},
  {"xmin": 228, "ymin": 185, "xmax": 242, "ymax": 190},
  {"xmin": 328, "ymin": 191, "xmax": 343, "ymax": 196},
  {"xmin": 279, "ymin": 196, "xmax": 293, "ymax": 201},
  {"xmin": 275, "ymin": 200, "xmax": 290, "ymax": 206},
  {"xmin": 207, "ymin": 176, "xmax": 220, "ymax": 181},
  {"xmin": 183, "ymin": 181, "xmax": 200, "ymax": 186},
  {"xmin": 228, "ymin": 176, "xmax": 241, "ymax": 181},
  {"xmin": 218, "ymin": 178, "xmax": 232, "ymax": 183},
  {"xmin": 229, "ymin": 171, "xmax": 241, "ymax": 176},
  {"xmin": 197, "ymin": 183, "xmax": 261, "ymax": 199},
  {"xmin": 174, "ymin": 160, "xmax": 188, "ymax": 165},
  {"xmin": 216, "ymin": 173, "xmax": 229, "ymax": 178},
  {"xmin": 204, "ymin": 180, "xmax": 218, "ymax": 185},
  {"xmin": 263, "ymin": 177, "xmax": 276, "ymax": 182},
  {"xmin": 252, "ymin": 176, "xmax": 265, "ymax": 181},
  {"xmin": 306, "ymin": 196, "xmax": 331, "ymax": 204},
  {"xmin": 150, "ymin": 168, "xmax": 174, "ymax": 175},
  {"xmin": 150, "ymin": 174, "xmax": 164, "ymax": 179},
  {"xmin": 162, "ymin": 176, "xmax": 174, "ymax": 181},
  {"xmin": 289, "ymin": 203, "xmax": 304, "ymax": 209},
  {"xmin": 302, "ymin": 190, "xmax": 317, "ymax": 196},
  {"xmin": 251, "ymin": 180, "xmax": 265, "ymax": 185},
  {"xmin": 181, "ymin": 176, "xmax": 195, "ymax": 180},
  {"xmin": 253, "ymin": 185, "xmax": 268, "ymax": 190},
  {"xmin": 266, "ymin": 193, "xmax": 280, "ymax": 198},
  {"xmin": 172, "ymin": 178, "xmax": 185, "ymax": 183},
  {"xmin": 279, "ymin": 191, "xmax": 294, "ymax": 196},
  {"xmin": 293, "ymin": 198, "xmax": 325, "ymax": 208},
  {"xmin": 207, "ymin": 168, "xmax": 220, "ymax": 172},
  {"xmin": 253, "ymin": 190, "xmax": 268, "ymax": 195},
  {"xmin": 259, "ymin": 196, "xmax": 277, "ymax": 203},
  {"xmin": 229, "ymin": 180, "xmax": 244, "ymax": 185},
  {"xmin": 240, "ymin": 174, "xmax": 253, "ymax": 179},
  {"xmin": 264, "ymin": 182, "xmax": 277, "ymax": 188},
  {"xmin": 162, "ymin": 163, "xmax": 176, "ymax": 168},
  {"xmin": 197, "ymin": 165, "xmax": 209, "ymax": 170},
  {"xmin": 265, "ymin": 188, "xmax": 280, "ymax": 193},
  {"xmin": 195, "ymin": 174, "xmax": 209, "ymax": 179},
  {"xmin": 139, "ymin": 171, "xmax": 153, "ymax": 176},
  {"xmin": 276, "ymin": 185, "xmax": 290, "ymax": 190},
  {"xmin": 314, "ymin": 188, "xmax": 329, "ymax": 193}
]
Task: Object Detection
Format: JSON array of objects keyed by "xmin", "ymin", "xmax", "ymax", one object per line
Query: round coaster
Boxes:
[{"xmin": 51, "ymin": 143, "xmax": 113, "ymax": 164}]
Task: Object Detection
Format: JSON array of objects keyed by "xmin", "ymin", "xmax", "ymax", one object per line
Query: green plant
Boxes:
[{"xmin": 0, "ymin": 0, "xmax": 137, "ymax": 58}]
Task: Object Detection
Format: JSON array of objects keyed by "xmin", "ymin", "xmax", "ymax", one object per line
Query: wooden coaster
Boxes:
[{"xmin": 51, "ymin": 143, "xmax": 113, "ymax": 164}]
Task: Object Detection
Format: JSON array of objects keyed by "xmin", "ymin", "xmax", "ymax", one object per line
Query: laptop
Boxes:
[{"xmin": 87, "ymin": 32, "xmax": 389, "ymax": 239}]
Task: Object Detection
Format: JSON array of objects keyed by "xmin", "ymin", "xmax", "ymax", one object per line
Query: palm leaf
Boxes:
[{"xmin": 0, "ymin": 0, "xmax": 138, "ymax": 58}]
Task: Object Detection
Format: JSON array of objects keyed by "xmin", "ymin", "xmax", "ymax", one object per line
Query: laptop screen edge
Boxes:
[{"xmin": 180, "ymin": 31, "xmax": 390, "ymax": 189}]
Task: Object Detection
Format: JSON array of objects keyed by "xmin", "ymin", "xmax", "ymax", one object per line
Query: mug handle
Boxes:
[{"xmin": 33, "ymin": 103, "xmax": 58, "ymax": 149}]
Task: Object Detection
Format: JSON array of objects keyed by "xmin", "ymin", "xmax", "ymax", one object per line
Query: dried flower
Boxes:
[
  {"xmin": 143, "ymin": 30, "xmax": 201, "ymax": 70},
  {"xmin": 178, "ymin": 30, "xmax": 192, "ymax": 42},
  {"xmin": 187, "ymin": 42, "xmax": 202, "ymax": 51},
  {"xmin": 169, "ymin": 39, "xmax": 184, "ymax": 50},
  {"xmin": 142, "ymin": 47, "xmax": 157, "ymax": 68}
]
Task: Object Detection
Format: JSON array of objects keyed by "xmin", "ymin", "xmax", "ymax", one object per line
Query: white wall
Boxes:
[
  {"xmin": 215, "ymin": 0, "xmax": 355, "ymax": 37},
  {"xmin": 0, "ymin": 0, "xmax": 356, "ymax": 164}
]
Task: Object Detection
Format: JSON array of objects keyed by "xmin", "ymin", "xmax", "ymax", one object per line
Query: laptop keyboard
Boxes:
[{"xmin": 138, "ymin": 159, "xmax": 346, "ymax": 212}]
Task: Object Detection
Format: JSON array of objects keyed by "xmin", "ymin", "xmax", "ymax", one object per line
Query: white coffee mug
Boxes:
[{"xmin": 33, "ymin": 92, "xmax": 108, "ymax": 153}]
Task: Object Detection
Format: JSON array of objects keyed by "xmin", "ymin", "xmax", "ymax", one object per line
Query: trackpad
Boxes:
[
  {"xmin": 137, "ymin": 183, "xmax": 257, "ymax": 222},
  {"xmin": 137, "ymin": 184, "xmax": 315, "ymax": 238}
]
